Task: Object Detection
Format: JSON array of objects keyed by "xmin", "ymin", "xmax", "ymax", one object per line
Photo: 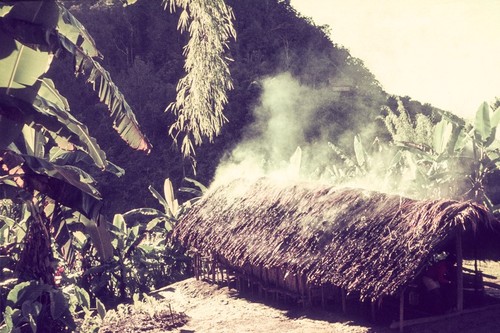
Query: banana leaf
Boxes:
[
  {"xmin": 0, "ymin": 30, "xmax": 51, "ymax": 91},
  {"xmin": 0, "ymin": 92, "xmax": 109, "ymax": 170},
  {"xmin": 0, "ymin": 4, "xmax": 14, "ymax": 17},
  {"xmin": 474, "ymin": 102, "xmax": 491, "ymax": 142},
  {"xmin": 0, "ymin": 1, "xmax": 151, "ymax": 153},
  {"xmin": 77, "ymin": 213, "xmax": 113, "ymax": 261},
  {"xmin": 69, "ymin": 48, "xmax": 152, "ymax": 152},
  {"xmin": 1, "ymin": 150, "xmax": 102, "ymax": 220},
  {"xmin": 49, "ymin": 148, "xmax": 124, "ymax": 177}
]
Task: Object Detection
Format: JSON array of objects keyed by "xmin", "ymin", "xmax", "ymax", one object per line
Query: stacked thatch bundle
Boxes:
[{"xmin": 173, "ymin": 178, "xmax": 497, "ymax": 301}]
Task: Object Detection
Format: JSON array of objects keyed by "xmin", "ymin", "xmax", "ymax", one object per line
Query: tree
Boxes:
[{"xmin": 162, "ymin": 0, "xmax": 236, "ymax": 167}]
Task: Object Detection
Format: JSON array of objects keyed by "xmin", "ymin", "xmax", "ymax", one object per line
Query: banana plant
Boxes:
[
  {"xmin": 392, "ymin": 102, "xmax": 500, "ymax": 210},
  {"xmin": 0, "ymin": 1, "xmax": 151, "ymax": 158},
  {"xmin": 0, "ymin": 0, "xmax": 154, "ymax": 299},
  {"xmin": 83, "ymin": 178, "xmax": 203, "ymax": 299},
  {"xmin": 0, "ymin": 0, "xmax": 152, "ymax": 265}
]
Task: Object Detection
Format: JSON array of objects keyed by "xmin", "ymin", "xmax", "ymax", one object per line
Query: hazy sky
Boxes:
[{"xmin": 291, "ymin": 0, "xmax": 500, "ymax": 119}]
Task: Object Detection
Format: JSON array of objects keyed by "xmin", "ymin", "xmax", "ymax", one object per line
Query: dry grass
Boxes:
[{"xmin": 174, "ymin": 178, "xmax": 497, "ymax": 301}]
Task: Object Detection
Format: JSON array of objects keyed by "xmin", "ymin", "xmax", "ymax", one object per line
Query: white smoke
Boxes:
[{"xmin": 213, "ymin": 72, "xmax": 349, "ymax": 186}]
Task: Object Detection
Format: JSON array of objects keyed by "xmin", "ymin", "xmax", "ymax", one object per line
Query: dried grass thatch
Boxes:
[{"xmin": 173, "ymin": 178, "xmax": 498, "ymax": 301}]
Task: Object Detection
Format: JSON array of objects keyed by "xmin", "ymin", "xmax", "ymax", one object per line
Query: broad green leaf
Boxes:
[
  {"xmin": 6, "ymin": 281, "xmax": 51, "ymax": 308},
  {"xmin": 1, "ymin": 1, "xmax": 150, "ymax": 154},
  {"xmin": 49, "ymin": 149, "xmax": 124, "ymax": 177},
  {"xmin": 2, "ymin": 307, "xmax": 14, "ymax": 332},
  {"xmin": 74, "ymin": 286, "xmax": 90, "ymax": 310},
  {"xmin": 474, "ymin": 101, "xmax": 491, "ymax": 141},
  {"xmin": 1, "ymin": 150, "xmax": 103, "ymax": 219},
  {"xmin": 146, "ymin": 217, "xmax": 163, "ymax": 231},
  {"xmin": 491, "ymin": 106, "xmax": 500, "ymax": 129},
  {"xmin": 49, "ymin": 289, "xmax": 67, "ymax": 319},
  {"xmin": 35, "ymin": 79, "xmax": 108, "ymax": 169},
  {"xmin": 129, "ymin": 225, "xmax": 139, "ymax": 240},
  {"xmin": 96, "ymin": 298, "xmax": 106, "ymax": 320},
  {"xmin": 0, "ymin": 214, "xmax": 16, "ymax": 227},
  {"xmin": 0, "ymin": 31, "xmax": 51, "ymax": 91},
  {"xmin": 113, "ymin": 214, "xmax": 125, "ymax": 233},
  {"xmin": 37, "ymin": 78, "xmax": 69, "ymax": 110},
  {"xmin": 72, "ymin": 230, "xmax": 87, "ymax": 245},
  {"xmin": 56, "ymin": 3, "xmax": 100, "ymax": 58},
  {"xmin": 77, "ymin": 213, "xmax": 113, "ymax": 261},
  {"xmin": 60, "ymin": 39, "xmax": 151, "ymax": 153},
  {"xmin": 353, "ymin": 135, "xmax": 366, "ymax": 166},
  {"xmin": 183, "ymin": 177, "xmax": 207, "ymax": 193},
  {"xmin": 163, "ymin": 178, "xmax": 177, "ymax": 216},
  {"xmin": 148, "ymin": 185, "xmax": 169, "ymax": 214},
  {"xmin": 0, "ymin": 90, "xmax": 109, "ymax": 170},
  {"xmin": 432, "ymin": 119, "xmax": 453, "ymax": 155},
  {"xmin": 164, "ymin": 220, "xmax": 173, "ymax": 232},
  {"xmin": 0, "ymin": 5, "xmax": 14, "ymax": 17},
  {"xmin": 3, "ymin": 1, "xmax": 58, "ymax": 29},
  {"xmin": 21, "ymin": 125, "xmax": 45, "ymax": 158}
]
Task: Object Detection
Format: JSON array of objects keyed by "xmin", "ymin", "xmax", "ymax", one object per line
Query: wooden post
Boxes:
[
  {"xmin": 341, "ymin": 288, "xmax": 347, "ymax": 314},
  {"xmin": 456, "ymin": 227, "xmax": 464, "ymax": 312},
  {"xmin": 399, "ymin": 290, "xmax": 405, "ymax": 333},
  {"xmin": 301, "ymin": 275, "xmax": 307, "ymax": 308},
  {"xmin": 321, "ymin": 285, "xmax": 326, "ymax": 309},
  {"xmin": 370, "ymin": 299, "xmax": 376, "ymax": 322},
  {"xmin": 211, "ymin": 253, "xmax": 217, "ymax": 283},
  {"xmin": 193, "ymin": 254, "xmax": 198, "ymax": 280}
]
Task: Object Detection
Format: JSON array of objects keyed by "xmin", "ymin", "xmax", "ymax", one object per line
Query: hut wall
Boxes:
[{"xmin": 194, "ymin": 249, "xmax": 340, "ymax": 307}]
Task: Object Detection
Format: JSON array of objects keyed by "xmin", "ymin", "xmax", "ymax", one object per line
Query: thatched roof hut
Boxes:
[{"xmin": 173, "ymin": 177, "xmax": 498, "ymax": 302}]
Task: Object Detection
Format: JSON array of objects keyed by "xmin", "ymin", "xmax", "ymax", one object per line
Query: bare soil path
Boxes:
[{"xmin": 100, "ymin": 261, "xmax": 500, "ymax": 333}]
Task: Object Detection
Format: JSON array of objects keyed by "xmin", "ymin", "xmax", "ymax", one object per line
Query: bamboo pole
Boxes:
[
  {"xmin": 211, "ymin": 254, "xmax": 216, "ymax": 283},
  {"xmin": 370, "ymin": 299, "xmax": 376, "ymax": 322},
  {"xmin": 321, "ymin": 285, "xmax": 326, "ymax": 309},
  {"xmin": 399, "ymin": 290, "xmax": 405, "ymax": 333},
  {"xmin": 341, "ymin": 288, "xmax": 347, "ymax": 314},
  {"xmin": 193, "ymin": 253, "xmax": 198, "ymax": 280},
  {"xmin": 456, "ymin": 227, "xmax": 463, "ymax": 312}
]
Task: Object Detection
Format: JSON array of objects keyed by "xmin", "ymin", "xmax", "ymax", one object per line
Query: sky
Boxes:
[{"xmin": 291, "ymin": 0, "xmax": 500, "ymax": 119}]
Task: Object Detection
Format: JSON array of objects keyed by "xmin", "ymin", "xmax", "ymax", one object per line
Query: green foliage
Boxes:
[
  {"xmin": 0, "ymin": 1, "xmax": 151, "ymax": 158},
  {"xmin": 382, "ymin": 96, "xmax": 434, "ymax": 147},
  {"xmin": 1, "ymin": 281, "xmax": 75, "ymax": 333},
  {"xmin": 379, "ymin": 100, "xmax": 500, "ymax": 209},
  {"xmin": 164, "ymin": 0, "xmax": 236, "ymax": 162},
  {"xmin": 80, "ymin": 179, "xmax": 196, "ymax": 301},
  {"xmin": 0, "ymin": 1, "xmax": 153, "ymax": 330}
]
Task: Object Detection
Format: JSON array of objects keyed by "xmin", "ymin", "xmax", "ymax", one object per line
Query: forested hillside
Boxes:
[
  {"xmin": 51, "ymin": 0, "xmax": 435, "ymax": 215},
  {"xmin": 2, "ymin": 1, "xmax": 499, "ymax": 331}
]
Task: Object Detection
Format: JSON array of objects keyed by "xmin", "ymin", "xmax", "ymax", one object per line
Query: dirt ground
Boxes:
[{"xmin": 100, "ymin": 261, "xmax": 500, "ymax": 333}]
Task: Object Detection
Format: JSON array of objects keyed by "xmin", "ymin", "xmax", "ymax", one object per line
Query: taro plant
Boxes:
[{"xmin": 83, "ymin": 178, "xmax": 203, "ymax": 300}]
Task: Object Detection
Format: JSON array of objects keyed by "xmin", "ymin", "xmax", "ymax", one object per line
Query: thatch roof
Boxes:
[{"xmin": 173, "ymin": 178, "xmax": 498, "ymax": 301}]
